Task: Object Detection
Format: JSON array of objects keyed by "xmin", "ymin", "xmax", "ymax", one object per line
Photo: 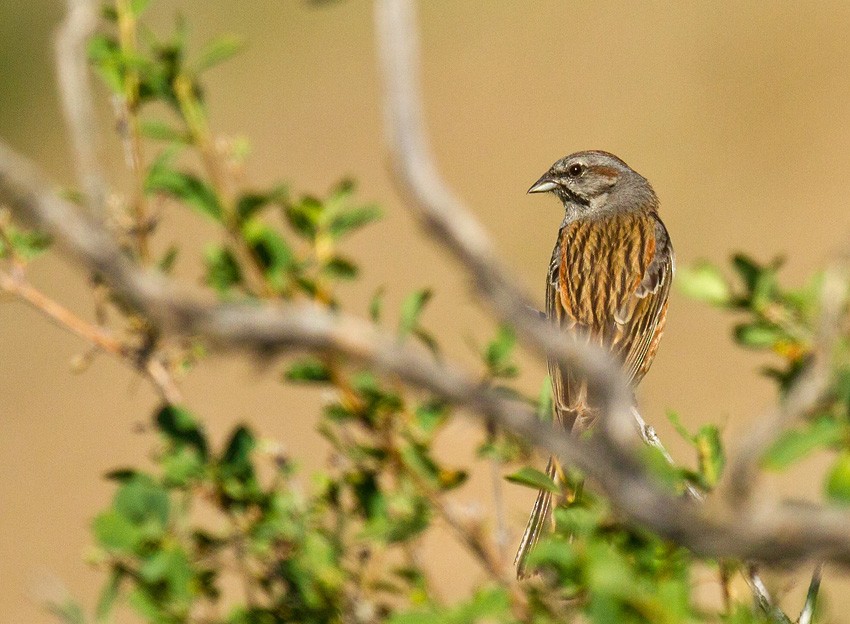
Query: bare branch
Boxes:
[{"xmin": 55, "ymin": 0, "xmax": 107, "ymax": 215}]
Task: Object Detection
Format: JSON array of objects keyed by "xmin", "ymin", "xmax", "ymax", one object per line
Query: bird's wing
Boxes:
[
  {"xmin": 546, "ymin": 211, "xmax": 673, "ymax": 433},
  {"xmin": 612, "ymin": 215, "xmax": 674, "ymax": 386}
]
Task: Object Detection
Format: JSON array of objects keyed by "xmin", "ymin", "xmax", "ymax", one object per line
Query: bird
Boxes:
[{"xmin": 515, "ymin": 150, "xmax": 674, "ymax": 578}]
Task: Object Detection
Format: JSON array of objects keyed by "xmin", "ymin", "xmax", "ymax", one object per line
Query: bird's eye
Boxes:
[{"xmin": 567, "ymin": 163, "xmax": 584, "ymax": 177}]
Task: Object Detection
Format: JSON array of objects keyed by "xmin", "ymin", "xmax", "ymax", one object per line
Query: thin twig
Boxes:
[
  {"xmin": 172, "ymin": 75, "xmax": 270, "ymax": 297},
  {"xmin": 0, "ymin": 267, "xmax": 182, "ymax": 404},
  {"xmin": 632, "ymin": 406, "xmax": 704, "ymax": 502}
]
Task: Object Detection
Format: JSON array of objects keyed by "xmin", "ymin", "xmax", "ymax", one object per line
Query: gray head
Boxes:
[{"xmin": 528, "ymin": 150, "xmax": 658, "ymax": 216}]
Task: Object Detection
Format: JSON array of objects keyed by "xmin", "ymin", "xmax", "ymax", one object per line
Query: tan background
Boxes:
[{"xmin": 3, "ymin": 1, "xmax": 850, "ymax": 621}]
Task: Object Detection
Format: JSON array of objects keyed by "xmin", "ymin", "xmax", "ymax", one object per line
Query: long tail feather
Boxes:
[{"xmin": 514, "ymin": 458, "xmax": 556, "ymax": 578}]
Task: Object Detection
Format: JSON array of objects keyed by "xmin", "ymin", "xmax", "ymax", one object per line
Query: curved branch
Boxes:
[
  {"xmin": 55, "ymin": 0, "xmax": 107, "ymax": 216},
  {"xmin": 4, "ymin": 141, "xmax": 850, "ymax": 568},
  {"xmin": 373, "ymin": 0, "xmax": 637, "ymax": 449}
]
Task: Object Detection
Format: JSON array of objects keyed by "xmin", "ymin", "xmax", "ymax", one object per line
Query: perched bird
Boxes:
[{"xmin": 515, "ymin": 150, "xmax": 674, "ymax": 577}]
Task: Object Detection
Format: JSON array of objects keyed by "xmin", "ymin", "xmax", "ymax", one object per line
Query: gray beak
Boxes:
[{"xmin": 527, "ymin": 174, "xmax": 558, "ymax": 194}]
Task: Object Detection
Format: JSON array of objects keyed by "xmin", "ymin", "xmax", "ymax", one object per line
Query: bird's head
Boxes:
[{"xmin": 528, "ymin": 150, "xmax": 657, "ymax": 216}]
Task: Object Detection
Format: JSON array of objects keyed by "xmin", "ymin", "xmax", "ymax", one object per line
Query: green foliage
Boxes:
[
  {"xmin": 505, "ymin": 466, "xmax": 559, "ymax": 493},
  {"xmin": 679, "ymin": 254, "xmax": 850, "ymax": 509},
  {"xmin": 399, "ymin": 288, "xmax": 439, "ymax": 354},
  {"xmin": 483, "ymin": 325, "xmax": 519, "ymax": 379},
  {"xmin": 0, "ymin": 224, "xmax": 51, "ymax": 260},
  {"xmin": 668, "ymin": 411, "xmax": 725, "ymax": 490},
  {"xmin": 145, "ymin": 150, "xmax": 223, "ymax": 221},
  {"xmin": 677, "ymin": 254, "xmax": 821, "ymax": 390},
  {"xmin": 527, "ymin": 494, "xmax": 696, "ymax": 624},
  {"xmin": 26, "ymin": 3, "xmax": 846, "ymax": 623},
  {"xmin": 762, "ymin": 416, "xmax": 845, "ymax": 470},
  {"xmin": 826, "ymin": 451, "xmax": 850, "ymax": 504}
]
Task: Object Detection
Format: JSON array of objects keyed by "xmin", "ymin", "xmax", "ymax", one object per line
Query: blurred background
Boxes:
[{"xmin": 3, "ymin": 1, "xmax": 850, "ymax": 621}]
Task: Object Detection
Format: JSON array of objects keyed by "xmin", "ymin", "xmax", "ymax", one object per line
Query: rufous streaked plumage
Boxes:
[{"xmin": 515, "ymin": 150, "xmax": 674, "ymax": 578}]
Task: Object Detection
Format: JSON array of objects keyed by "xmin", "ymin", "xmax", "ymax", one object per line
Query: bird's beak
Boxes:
[{"xmin": 527, "ymin": 174, "xmax": 559, "ymax": 194}]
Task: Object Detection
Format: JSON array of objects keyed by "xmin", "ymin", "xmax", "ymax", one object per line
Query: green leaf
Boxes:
[
  {"xmin": 242, "ymin": 219, "xmax": 295, "ymax": 289},
  {"xmin": 731, "ymin": 253, "xmax": 762, "ymax": 291},
  {"xmin": 537, "ymin": 376, "xmax": 553, "ymax": 423},
  {"xmin": 95, "ymin": 569, "xmax": 123, "ymax": 621},
  {"xmin": 140, "ymin": 120, "xmax": 188, "ymax": 143},
  {"xmin": 139, "ymin": 547, "xmax": 193, "ymax": 604},
  {"xmin": 484, "ymin": 324, "xmax": 518, "ymax": 378},
  {"xmin": 0, "ymin": 227, "xmax": 52, "ymax": 261},
  {"xmin": 285, "ymin": 357, "xmax": 331, "ymax": 383},
  {"xmin": 162, "ymin": 446, "xmax": 205, "ymax": 486},
  {"xmin": 220, "ymin": 426, "xmax": 255, "ymax": 476},
  {"xmin": 694, "ymin": 425, "xmax": 725, "ymax": 487},
  {"xmin": 369, "ymin": 287, "xmax": 384, "ymax": 323},
  {"xmin": 196, "ymin": 35, "xmax": 243, "ymax": 72},
  {"xmin": 155, "ymin": 405, "xmax": 208, "ymax": 459},
  {"xmin": 157, "ymin": 246, "xmax": 179, "ymax": 274},
  {"xmin": 676, "ymin": 262, "xmax": 731, "ymax": 306},
  {"xmin": 113, "ymin": 475, "xmax": 170, "ymax": 527},
  {"xmin": 667, "ymin": 410, "xmax": 694, "ymax": 443},
  {"xmin": 236, "ymin": 185, "xmax": 288, "ymax": 222},
  {"xmin": 127, "ymin": 587, "xmax": 161, "ymax": 623},
  {"xmin": 505, "ymin": 466, "xmax": 559, "ymax": 493},
  {"xmin": 399, "ymin": 288, "xmax": 432, "ymax": 337},
  {"xmin": 327, "ymin": 204, "xmax": 381, "ymax": 239},
  {"xmin": 734, "ymin": 322, "xmax": 782, "ymax": 349},
  {"xmin": 103, "ymin": 468, "xmax": 140, "ymax": 482},
  {"xmin": 365, "ymin": 490, "xmax": 431, "ymax": 543},
  {"xmin": 204, "ymin": 245, "xmax": 242, "ymax": 293},
  {"xmin": 322, "ymin": 256, "xmax": 358, "ymax": 280},
  {"xmin": 87, "ymin": 34, "xmax": 123, "ymax": 93},
  {"xmin": 129, "ymin": 0, "xmax": 151, "ymax": 16},
  {"xmin": 285, "ymin": 195, "xmax": 323, "ymax": 239},
  {"xmin": 826, "ymin": 451, "xmax": 850, "ymax": 505},
  {"xmin": 146, "ymin": 152, "xmax": 222, "ymax": 221},
  {"xmin": 453, "ymin": 587, "xmax": 511, "ymax": 621},
  {"xmin": 414, "ymin": 400, "xmax": 448, "ymax": 433},
  {"xmin": 13, "ymin": 229, "xmax": 51, "ymax": 260},
  {"xmin": 92, "ymin": 510, "xmax": 141, "ymax": 552},
  {"xmin": 412, "ymin": 327, "xmax": 440, "ymax": 357},
  {"xmin": 763, "ymin": 417, "xmax": 844, "ymax": 470}
]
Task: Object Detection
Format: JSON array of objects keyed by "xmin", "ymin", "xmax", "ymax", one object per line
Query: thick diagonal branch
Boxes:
[{"xmin": 6, "ymin": 142, "xmax": 850, "ymax": 567}]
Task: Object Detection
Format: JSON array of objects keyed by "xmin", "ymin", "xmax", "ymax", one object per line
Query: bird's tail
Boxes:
[{"xmin": 514, "ymin": 457, "xmax": 556, "ymax": 579}]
